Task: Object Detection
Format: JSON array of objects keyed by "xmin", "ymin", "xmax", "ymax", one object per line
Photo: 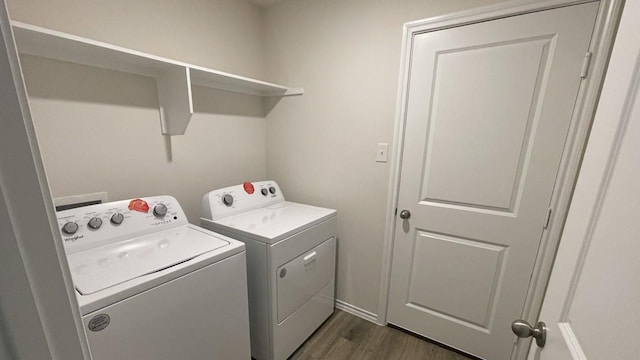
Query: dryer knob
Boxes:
[
  {"xmin": 261, "ymin": 188, "xmax": 268, "ymax": 196},
  {"xmin": 87, "ymin": 217, "xmax": 103, "ymax": 230},
  {"xmin": 222, "ymin": 194, "xmax": 234, "ymax": 207},
  {"xmin": 269, "ymin": 186, "xmax": 276, "ymax": 194},
  {"xmin": 62, "ymin": 221, "xmax": 79, "ymax": 235},
  {"xmin": 110, "ymin": 213, "xmax": 124, "ymax": 225},
  {"xmin": 153, "ymin": 204, "xmax": 168, "ymax": 218}
]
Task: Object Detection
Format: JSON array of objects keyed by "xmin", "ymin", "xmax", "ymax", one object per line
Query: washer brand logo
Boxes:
[
  {"xmin": 88, "ymin": 314, "xmax": 110, "ymax": 332},
  {"xmin": 64, "ymin": 234, "xmax": 84, "ymax": 242}
]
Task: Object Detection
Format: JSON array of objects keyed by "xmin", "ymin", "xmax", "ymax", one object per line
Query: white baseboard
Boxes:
[{"xmin": 334, "ymin": 299, "xmax": 379, "ymax": 324}]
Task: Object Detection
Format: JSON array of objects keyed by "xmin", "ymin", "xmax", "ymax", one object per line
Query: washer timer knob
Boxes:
[
  {"xmin": 222, "ymin": 194, "xmax": 234, "ymax": 207},
  {"xmin": 269, "ymin": 186, "xmax": 277, "ymax": 194},
  {"xmin": 62, "ymin": 222, "xmax": 79, "ymax": 235},
  {"xmin": 110, "ymin": 213, "xmax": 124, "ymax": 225},
  {"xmin": 153, "ymin": 204, "xmax": 168, "ymax": 218},
  {"xmin": 261, "ymin": 188, "xmax": 268, "ymax": 196},
  {"xmin": 87, "ymin": 217, "xmax": 103, "ymax": 230}
]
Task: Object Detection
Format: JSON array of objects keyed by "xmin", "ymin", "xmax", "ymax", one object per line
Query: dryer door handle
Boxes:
[{"xmin": 303, "ymin": 251, "xmax": 317, "ymax": 265}]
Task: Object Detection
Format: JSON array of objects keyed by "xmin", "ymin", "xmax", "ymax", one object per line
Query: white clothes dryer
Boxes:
[
  {"xmin": 201, "ymin": 181, "xmax": 337, "ymax": 360},
  {"xmin": 57, "ymin": 195, "xmax": 251, "ymax": 360}
]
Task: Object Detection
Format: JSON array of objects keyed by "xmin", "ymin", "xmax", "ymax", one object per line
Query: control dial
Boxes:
[
  {"xmin": 153, "ymin": 204, "xmax": 168, "ymax": 218},
  {"xmin": 62, "ymin": 221, "xmax": 79, "ymax": 235},
  {"xmin": 222, "ymin": 194, "xmax": 234, "ymax": 207},
  {"xmin": 87, "ymin": 217, "xmax": 103, "ymax": 230},
  {"xmin": 261, "ymin": 188, "xmax": 268, "ymax": 196},
  {"xmin": 110, "ymin": 213, "xmax": 124, "ymax": 225},
  {"xmin": 269, "ymin": 186, "xmax": 277, "ymax": 194}
]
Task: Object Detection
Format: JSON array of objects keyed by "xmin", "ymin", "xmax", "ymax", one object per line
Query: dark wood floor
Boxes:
[{"xmin": 290, "ymin": 310, "xmax": 473, "ymax": 360}]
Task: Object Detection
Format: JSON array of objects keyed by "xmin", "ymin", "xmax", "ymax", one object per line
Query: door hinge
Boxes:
[
  {"xmin": 580, "ymin": 52, "xmax": 593, "ymax": 79},
  {"xmin": 543, "ymin": 208, "xmax": 552, "ymax": 229}
]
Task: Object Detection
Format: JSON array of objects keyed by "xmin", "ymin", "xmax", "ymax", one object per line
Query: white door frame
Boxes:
[
  {"xmin": 377, "ymin": 0, "xmax": 623, "ymax": 358},
  {"xmin": 0, "ymin": 1, "xmax": 91, "ymax": 358}
]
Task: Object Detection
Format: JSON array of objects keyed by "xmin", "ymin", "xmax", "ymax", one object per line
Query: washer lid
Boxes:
[
  {"xmin": 68, "ymin": 226, "xmax": 230, "ymax": 295},
  {"xmin": 211, "ymin": 202, "xmax": 336, "ymax": 243}
]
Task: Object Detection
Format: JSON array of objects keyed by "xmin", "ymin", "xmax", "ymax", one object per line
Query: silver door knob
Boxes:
[
  {"xmin": 399, "ymin": 210, "xmax": 411, "ymax": 219},
  {"xmin": 511, "ymin": 319, "xmax": 546, "ymax": 347}
]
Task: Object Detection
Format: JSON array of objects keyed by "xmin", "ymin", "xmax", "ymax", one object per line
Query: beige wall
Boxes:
[
  {"xmin": 262, "ymin": 0, "xmax": 501, "ymax": 315},
  {"xmin": 8, "ymin": 0, "xmax": 264, "ymax": 78},
  {"xmin": 9, "ymin": 0, "xmax": 507, "ymax": 318},
  {"xmin": 8, "ymin": 0, "xmax": 267, "ymax": 222}
]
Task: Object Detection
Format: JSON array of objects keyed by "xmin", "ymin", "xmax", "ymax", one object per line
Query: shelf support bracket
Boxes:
[{"xmin": 156, "ymin": 66, "xmax": 193, "ymax": 135}]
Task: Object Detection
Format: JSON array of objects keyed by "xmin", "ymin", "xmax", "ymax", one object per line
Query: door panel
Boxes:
[
  {"xmin": 388, "ymin": 3, "xmax": 599, "ymax": 359},
  {"xmin": 407, "ymin": 231, "xmax": 508, "ymax": 329},
  {"xmin": 423, "ymin": 37, "xmax": 552, "ymax": 211}
]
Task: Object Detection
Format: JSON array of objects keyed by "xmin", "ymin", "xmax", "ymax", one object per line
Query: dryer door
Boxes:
[{"xmin": 276, "ymin": 237, "xmax": 335, "ymax": 323}]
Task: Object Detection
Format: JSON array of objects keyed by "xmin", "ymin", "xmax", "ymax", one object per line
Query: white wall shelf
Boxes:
[{"xmin": 11, "ymin": 21, "xmax": 303, "ymax": 135}]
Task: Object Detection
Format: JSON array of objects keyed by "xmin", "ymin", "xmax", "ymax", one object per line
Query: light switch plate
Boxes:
[{"xmin": 376, "ymin": 143, "xmax": 389, "ymax": 163}]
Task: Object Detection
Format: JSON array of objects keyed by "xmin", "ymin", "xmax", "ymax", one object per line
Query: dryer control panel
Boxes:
[
  {"xmin": 56, "ymin": 195, "xmax": 187, "ymax": 254},
  {"xmin": 201, "ymin": 180, "xmax": 284, "ymax": 220}
]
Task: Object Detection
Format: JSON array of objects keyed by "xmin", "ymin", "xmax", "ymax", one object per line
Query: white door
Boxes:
[
  {"xmin": 529, "ymin": 1, "xmax": 640, "ymax": 358},
  {"xmin": 387, "ymin": 3, "xmax": 599, "ymax": 359}
]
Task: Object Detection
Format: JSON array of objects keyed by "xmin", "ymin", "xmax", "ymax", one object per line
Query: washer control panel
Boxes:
[
  {"xmin": 57, "ymin": 195, "xmax": 187, "ymax": 254},
  {"xmin": 201, "ymin": 180, "xmax": 284, "ymax": 220}
]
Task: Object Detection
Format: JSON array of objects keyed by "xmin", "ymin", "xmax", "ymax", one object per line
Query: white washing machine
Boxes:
[
  {"xmin": 56, "ymin": 195, "xmax": 251, "ymax": 360},
  {"xmin": 200, "ymin": 181, "xmax": 337, "ymax": 360}
]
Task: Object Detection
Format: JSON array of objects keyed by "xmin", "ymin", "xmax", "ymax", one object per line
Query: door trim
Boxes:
[
  {"xmin": 0, "ymin": 1, "xmax": 91, "ymax": 358},
  {"xmin": 377, "ymin": 1, "xmax": 623, "ymax": 359}
]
